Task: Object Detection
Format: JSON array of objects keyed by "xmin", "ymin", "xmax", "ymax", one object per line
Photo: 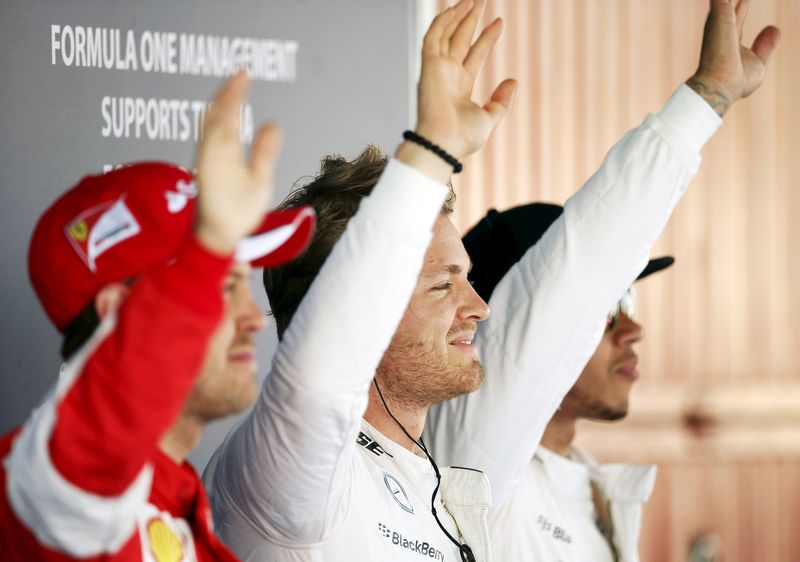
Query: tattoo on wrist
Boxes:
[{"xmin": 686, "ymin": 78, "xmax": 731, "ymax": 117}]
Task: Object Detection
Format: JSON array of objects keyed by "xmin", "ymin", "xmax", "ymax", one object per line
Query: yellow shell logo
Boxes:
[
  {"xmin": 68, "ymin": 220, "xmax": 89, "ymax": 242},
  {"xmin": 147, "ymin": 518, "xmax": 185, "ymax": 562}
]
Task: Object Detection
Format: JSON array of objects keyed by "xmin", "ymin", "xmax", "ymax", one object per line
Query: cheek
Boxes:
[
  {"xmin": 407, "ymin": 298, "xmax": 456, "ymax": 332},
  {"xmin": 393, "ymin": 309, "xmax": 425, "ymax": 345},
  {"xmin": 582, "ymin": 353, "xmax": 607, "ymax": 376},
  {"xmin": 405, "ymin": 298, "xmax": 429, "ymax": 321},
  {"xmin": 574, "ymin": 356, "xmax": 610, "ymax": 393},
  {"xmin": 209, "ymin": 317, "xmax": 236, "ymax": 357},
  {"xmin": 586, "ymin": 338, "xmax": 614, "ymax": 373},
  {"xmin": 392, "ymin": 307, "xmax": 445, "ymax": 352},
  {"xmin": 401, "ymin": 295, "xmax": 437, "ymax": 331}
]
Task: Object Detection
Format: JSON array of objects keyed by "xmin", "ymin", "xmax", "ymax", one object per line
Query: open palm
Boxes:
[
  {"xmin": 415, "ymin": 0, "xmax": 516, "ymax": 159},
  {"xmin": 195, "ymin": 72, "xmax": 281, "ymax": 253}
]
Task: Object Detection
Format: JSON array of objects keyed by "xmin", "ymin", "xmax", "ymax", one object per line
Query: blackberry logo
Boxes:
[{"xmin": 377, "ymin": 522, "xmax": 446, "ymax": 561}]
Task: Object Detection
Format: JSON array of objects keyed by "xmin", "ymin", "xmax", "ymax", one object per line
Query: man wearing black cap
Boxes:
[
  {"xmin": 424, "ymin": 1, "xmax": 779, "ymax": 561},
  {"xmin": 464, "ymin": 203, "xmax": 673, "ymax": 561}
]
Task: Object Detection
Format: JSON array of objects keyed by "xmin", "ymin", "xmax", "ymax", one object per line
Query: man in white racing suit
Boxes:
[
  {"xmin": 206, "ymin": 1, "xmax": 516, "ymax": 560},
  {"xmin": 456, "ymin": 202, "xmax": 673, "ymax": 561},
  {"xmin": 424, "ymin": 1, "xmax": 780, "ymax": 561}
]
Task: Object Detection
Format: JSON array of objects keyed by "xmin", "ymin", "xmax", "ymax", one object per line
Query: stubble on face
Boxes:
[
  {"xmin": 184, "ymin": 331, "xmax": 259, "ymax": 423},
  {"xmin": 376, "ymin": 323, "xmax": 485, "ymax": 412},
  {"xmin": 183, "ymin": 263, "xmax": 262, "ymax": 423},
  {"xmin": 559, "ymin": 383, "xmax": 629, "ymax": 422},
  {"xmin": 556, "ymin": 317, "xmax": 641, "ymax": 423}
]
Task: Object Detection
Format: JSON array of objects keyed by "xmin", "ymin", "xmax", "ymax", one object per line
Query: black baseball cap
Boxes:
[{"xmin": 463, "ymin": 202, "xmax": 674, "ymax": 302}]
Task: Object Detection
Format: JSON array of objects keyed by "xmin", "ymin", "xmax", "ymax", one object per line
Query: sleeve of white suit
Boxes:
[
  {"xmin": 207, "ymin": 159, "xmax": 448, "ymax": 544},
  {"xmin": 424, "ymin": 85, "xmax": 721, "ymax": 510}
]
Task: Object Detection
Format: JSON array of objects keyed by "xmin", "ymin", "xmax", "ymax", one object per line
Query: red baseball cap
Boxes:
[{"xmin": 28, "ymin": 162, "xmax": 316, "ymax": 332}]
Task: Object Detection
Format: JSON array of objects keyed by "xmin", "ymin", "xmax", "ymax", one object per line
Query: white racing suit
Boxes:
[
  {"xmin": 425, "ymin": 85, "xmax": 721, "ymax": 562},
  {"xmin": 205, "ymin": 160, "xmax": 493, "ymax": 561}
]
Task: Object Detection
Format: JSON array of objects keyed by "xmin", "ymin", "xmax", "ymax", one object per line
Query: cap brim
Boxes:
[
  {"xmin": 637, "ymin": 256, "xmax": 674, "ymax": 280},
  {"xmin": 235, "ymin": 205, "xmax": 316, "ymax": 268}
]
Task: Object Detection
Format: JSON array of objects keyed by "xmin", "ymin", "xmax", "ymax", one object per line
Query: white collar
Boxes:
[
  {"xmin": 535, "ymin": 445, "xmax": 656, "ymax": 502},
  {"xmin": 360, "ymin": 420, "xmax": 437, "ymax": 479}
]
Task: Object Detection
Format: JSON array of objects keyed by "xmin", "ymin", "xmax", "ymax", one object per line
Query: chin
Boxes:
[
  {"xmin": 601, "ymin": 410, "xmax": 628, "ymax": 422},
  {"xmin": 235, "ymin": 382, "xmax": 259, "ymax": 412},
  {"xmin": 200, "ymin": 395, "xmax": 256, "ymax": 422},
  {"xmin": 464, "ymin": 360, "xmax": 485, "ymax": 392},
  {"xmin": 211, "ymin": 384, "xmax": 259, "ymax": 419},
  {"xmin": 576, "ymin": 396, "xmax": 630, "ymax": 422},
  {"xmin": 441, "ymin": 358, "xmax": 485, "ymax": 400},
  {"xmin": 595, "ymin": 403, "xmax": 629, "ymax": 421}
]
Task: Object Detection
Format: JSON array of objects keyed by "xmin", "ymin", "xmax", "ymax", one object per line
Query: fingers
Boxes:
[
  {"xmin": 424, "ymin": 1, "xmax": 472, "ymax": 57},
  {"xmin": 463, "ymin": 18, "xmax": 504, "ymax": 78},
  {"xmin": 483, "ymin": 78, "xmax": 517, "ymax": 127},
  {"xmin": 439, "ymin": 0, "xmax": 474, "ymax": 56},
  {"xmin": 205, "ymin": 70, "xmax": 249, "ymax": 139},
  {"xmin": 735, "ymin": 0, "xmax": 751, "ymax": 38},
  {"xmin": 250, "ymin": 123, "xmax": 282, "ymax": 188},
  {"xmin": 422, "ymin": 6, "xmax": 455, "ymax": 57},
  {"xmin": 449, "ymin": 0, "xmax": 485, "ymax": 62},
  {"xmin": 751, "ymin": 25, "xmax": 781, "ymax": 63}
]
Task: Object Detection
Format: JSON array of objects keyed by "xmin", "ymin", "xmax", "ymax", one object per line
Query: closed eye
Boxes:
[{"xmin": 432, "ymin": 282, "xmax": 453, "ymax": 291}]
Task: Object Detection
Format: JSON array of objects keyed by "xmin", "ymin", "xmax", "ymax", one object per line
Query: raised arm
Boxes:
[
  {"xmin": 398, "ymin": 0, "xmax": 516, "ymax": 180},
  {"xmin": 206, "ymin": 0, "xmax": 517, "ymax": 548},
  {"xmin": 425, "ymin": 0, "xmax": 780, "ymax": 509},
  {"xmin": 3, "ymin": 72, "xmax": 278, "ymax": 556},
  {"xmin": 686, "ymin": 0, "xmax": 780, "ymax": 117},
  {"xmin": 195, "ymin": 71, "xmax": 282, "ymax": 252}
]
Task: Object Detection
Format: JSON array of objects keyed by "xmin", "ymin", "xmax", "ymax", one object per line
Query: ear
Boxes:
[{"xmin": 94, "ymin": 283, "xmax": 131, "ymax": 321}]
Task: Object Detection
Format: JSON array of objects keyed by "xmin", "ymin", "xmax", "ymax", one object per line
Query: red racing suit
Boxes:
[{"xmin": 0, "ymin": 237, "xmax": 238, "ymax": 562}]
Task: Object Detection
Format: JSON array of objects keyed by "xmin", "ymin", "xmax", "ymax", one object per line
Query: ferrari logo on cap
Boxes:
[
  {"xmin": 64, "ymin": 197, "xmax": 141, "ymax": 273},
  {"xmin": 68, "ymin": 220, "xmax": 88, "ymax": 242}
]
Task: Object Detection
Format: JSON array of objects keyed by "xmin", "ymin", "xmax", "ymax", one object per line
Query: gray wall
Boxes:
[{"xmin": 0, "ymin": 0, "xmax": 415, "ymax": 470}]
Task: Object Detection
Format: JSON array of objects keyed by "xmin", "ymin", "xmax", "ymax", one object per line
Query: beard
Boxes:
[
  {"xmin": 560, "ymin": 384, "xmax": 629, "ymax": 421},
  {"xmin": 183, "ymin": 368, "xmax": 258, "ymax": 422},
  {"xmin": 184, "ymin": 335, "xmax": 258, "ymax": 422},
  {"xmin": 376, "ymin": 327, "xmax": 485, "ymax": 411}
]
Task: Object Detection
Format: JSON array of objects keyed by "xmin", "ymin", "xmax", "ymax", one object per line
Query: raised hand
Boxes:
[
  {"xmin": 687, "ymin": 0, "xmax": 780, "ymax": 117},
  {"xmin": 398, "ymin": 0, "xmax": 516, "ymax": 181},
  {"xmin": 195, "ymin": 71, "xmax": 282, "ymax": 254}
]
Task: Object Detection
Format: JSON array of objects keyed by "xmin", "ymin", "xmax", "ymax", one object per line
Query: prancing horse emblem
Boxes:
[{"xmin": 383, "ymin": 473, "xmax": 414, "ymax": 514}]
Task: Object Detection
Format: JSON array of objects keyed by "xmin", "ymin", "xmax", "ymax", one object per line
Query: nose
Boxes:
[
  {"xmin": 459, "ymin": 281, "xmax": 490, "ymax": 322},
  {"xmin": 613, "ymin": 313, "xmax": 643, "ymax": 346},
  {"xmin": 237, "ymin": 290, "xmax": 268, "ymax": 334}
]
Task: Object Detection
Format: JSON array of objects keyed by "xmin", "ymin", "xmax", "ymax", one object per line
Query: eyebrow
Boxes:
[{"xmin": 424, "ymin": 261, "xmax": 473, "ymax": 278}]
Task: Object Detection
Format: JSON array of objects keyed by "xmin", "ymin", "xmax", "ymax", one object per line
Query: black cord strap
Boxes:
[
  {"xmin": 403, "ymin": 130, "xmax": 463, "ymax": 174},
  {"xmin": 373, "ymin": 380, "xmax": 475, "ymax": 561}
]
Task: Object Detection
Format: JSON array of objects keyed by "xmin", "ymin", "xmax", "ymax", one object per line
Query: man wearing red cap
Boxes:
[{"xmin": 0, "ymin": 72, "xmax": 314, "ymax": 561}]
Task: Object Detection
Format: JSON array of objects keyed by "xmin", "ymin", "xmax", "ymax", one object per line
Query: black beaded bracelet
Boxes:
[{"xmin": 402, "ymin": 130, "xmax": 463, "ymax": 174}]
